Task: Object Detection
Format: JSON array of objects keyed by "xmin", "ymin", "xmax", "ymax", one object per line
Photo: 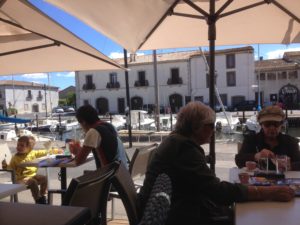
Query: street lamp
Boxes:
[
  {"xmin": 251, "ymin": 84, "xmax": 261, "ymax": 111},
  {"xmin": 256, "ymin": 56, "xmax": 263, "ymax": 111},
  {"xmin": 257, "ymin": 74, "xmax": 262, "ymax": 111}
]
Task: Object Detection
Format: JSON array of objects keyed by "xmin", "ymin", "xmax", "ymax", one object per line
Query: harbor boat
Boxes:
[
  {"xmin": 130, "ymin": 110, "xmax": 155, "ymax": 130},
  {"xmin": 150, "ymin": 114, "xmax": 177, "ymax": 131},
  {"xmin": 110, "ymin": 115, "xmax": 126, "ymax": 130},
  {"xmin": 56, "ymin": 118, "xmax": 80, "ymax": 132},
  {"xmin": 25, "ymin": 118, "xmax": 59, "ymax": 132},
  {"xmin": 244, "ymin": 115, "xmax": 261, "ymax": 134},
  {"xmin": 0, "ymin": 129, "xmax": 52, "ymax": 142},
  {"xmin": 215, "ymin": 111, "xmax": 241, "ymax": 134}
]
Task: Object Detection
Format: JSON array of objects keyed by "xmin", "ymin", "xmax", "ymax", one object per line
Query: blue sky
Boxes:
[{"xmin": 2, "ymin": 0, "xmax": 300, "ymax": 90}]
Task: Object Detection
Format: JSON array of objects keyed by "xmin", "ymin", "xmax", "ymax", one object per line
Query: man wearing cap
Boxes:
[{"xmin": 235, "ymin": 105, "xmax": 300, "ymax": 170}]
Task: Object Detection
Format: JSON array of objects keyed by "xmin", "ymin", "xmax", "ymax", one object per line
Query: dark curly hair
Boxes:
[{"xmin": 76, "ymin": 105, "xmax": 100, "ymax": 125}]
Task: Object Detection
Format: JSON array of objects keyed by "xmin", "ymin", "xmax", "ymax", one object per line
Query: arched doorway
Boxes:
[
  {"xmin": 279, "ymin": 84, "xmax": 299, "ymax": 109},
  {"xmin": 131, "ymin": 96, "xmax": 143, "ymax": 110},
  {"xmin": 96, "ymin": 97, "xmax": 109, "ymax": 115},
  {"xmin": 169, "ymin": 93, "xmax": 183, "ymax": 113},
  {"xmin": 32, "ymin": 104, "xmax": 39, "ymax": 113}
]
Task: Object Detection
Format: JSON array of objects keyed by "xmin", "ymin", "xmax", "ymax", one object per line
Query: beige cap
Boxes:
[{"xmin": 257, "ymin": 105, "xmax": 285, "ymax": 123}]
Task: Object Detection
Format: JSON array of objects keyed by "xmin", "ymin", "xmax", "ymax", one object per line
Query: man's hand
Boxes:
[{"xmin": 254, "ymin": 148, "xmax": 275, "ymax": 161}]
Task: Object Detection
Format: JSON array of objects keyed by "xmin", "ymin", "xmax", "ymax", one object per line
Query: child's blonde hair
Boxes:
[{"xmin": 18, "ymin": 136, "xmax": 31, "ymax": 147}]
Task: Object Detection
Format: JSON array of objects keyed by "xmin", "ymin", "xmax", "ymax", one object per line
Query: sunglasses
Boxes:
[{"xmin": 261, "ymin": 121, "xmax": 283, "ymax": 128}]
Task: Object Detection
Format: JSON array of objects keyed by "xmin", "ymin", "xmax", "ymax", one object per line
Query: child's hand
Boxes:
[{"xmin": 2, "ymin": 161, "xmax": 7, "ymax": 169}]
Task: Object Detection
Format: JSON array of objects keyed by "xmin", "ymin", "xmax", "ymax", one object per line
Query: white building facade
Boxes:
[
  {"xmin": 76, "ymin": 46, "xmax": 256, "ymax": 114},
  {"xmin": 255, "ymin": 51, "xmax": 300, "ymax": 109},
  {"xmin": 0, "ymin": 80, "xmax": 59, "ymax": 115}
]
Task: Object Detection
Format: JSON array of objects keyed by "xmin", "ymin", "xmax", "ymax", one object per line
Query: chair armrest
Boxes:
[{"xmin": 0, "ymin": 169, "xmax": 16, "ymax": 183}]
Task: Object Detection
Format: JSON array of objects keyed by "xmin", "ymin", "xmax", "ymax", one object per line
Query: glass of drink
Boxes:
[
  {"xmin": 238, "ymin": 172, "xmax": 250, "ymax": 184},
  {"xmin": 275, "ymin": 155, "xmax": 288, "ymax": 173},
  {"xmin": 258, "ymin": 157, "xmax": 269, "ymax": 172}
]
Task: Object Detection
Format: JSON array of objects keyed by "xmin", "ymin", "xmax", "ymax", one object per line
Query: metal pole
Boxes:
[
  {"xmin": 44, "ymin": 84, "xmax": 48, "ymax": 118},
  {"xmin": 47, "ymin": 73, "xmax": 53, "ymax": 116},
  {"xmin": 12, "ymin": 75, "xmax": 15, "ymax": 109},
  {"xmin": 124, "ymin": 49, "xmax": 132, "ymax": 147},
  {"xmin": 257, "ymin": 45, "xmax": 262, "ymax": 111},
  {"xmin": 208, "ymin": 0, "xmax": 216, "ymax": 172},
  {"xmin": 153, "ymin": 50, "xmax": 160, "ymax": 131}
]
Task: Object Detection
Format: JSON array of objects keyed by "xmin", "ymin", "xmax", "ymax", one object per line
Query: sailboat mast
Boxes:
[
  {"xmin": 12, "ymin": 75, "xmax": 15, "ymax": 109},
  {"xmin": 47, "ymin": 73, "xmax": 53, "ymax": 114}
]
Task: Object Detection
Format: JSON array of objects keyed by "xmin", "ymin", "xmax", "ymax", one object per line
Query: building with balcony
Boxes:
[
  {"xmin": 0, "ymin": 80, "xmax": 59, "ymax": 114},
  {"xmin": 75, "ymin": 46, "xmax": 257, "ymax": 114},
  {"xmin": 255, "ymin": 51, "xmax": 300, "ymax": 109}
]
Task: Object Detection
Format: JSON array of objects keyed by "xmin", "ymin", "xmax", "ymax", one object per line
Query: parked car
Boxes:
[
  {"xmin": 62, "ymin": 106, "xmax": 75, "ymax": 112},
  {"xmin": 230, "ymin": 100, "xmax": 257, "ymax": 111},
  {"xmin": 215, "ymin": 104, "xmax": 228, "ymax": 112},
  {"xmin": 52, "ymin": 107, "xmax": 64, "ymax": 113}
]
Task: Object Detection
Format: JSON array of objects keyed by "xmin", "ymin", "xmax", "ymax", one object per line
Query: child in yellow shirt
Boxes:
[{"xmin": 7, "ymin": 136, "xmax": 48, "ymax": 204}]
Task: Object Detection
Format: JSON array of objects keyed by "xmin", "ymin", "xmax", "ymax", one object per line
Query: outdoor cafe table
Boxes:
[
  {"xmin": 0, "ymin": 183, "xmax": 26, "ymax": 200},
  {"xmin": 19, "ymin": 154, "xmax": 94, "ymax": 201},
  {"xmin": 230, "ymin": 168, "xmax": 300, "ymax": 225},
  {"xmin": 0, "ymin": 202, "xmax": 91, "ymax": 225}
]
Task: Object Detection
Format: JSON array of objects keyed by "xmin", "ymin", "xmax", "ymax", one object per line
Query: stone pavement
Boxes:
[{"xmin": 0, "ymin": 140, "xmax": 239, "ymax": 221}]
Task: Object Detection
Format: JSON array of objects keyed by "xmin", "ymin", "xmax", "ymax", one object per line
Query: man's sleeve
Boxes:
[
  {"xmin": 235, "ymin": 135, "xmax": 257, "ymax": 168},
  {"xmin": 83, "ymin": 128, "xmax": 101, "ymax": 148}
]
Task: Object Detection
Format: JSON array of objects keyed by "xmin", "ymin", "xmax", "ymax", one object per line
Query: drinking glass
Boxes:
[
  {"xmin": 238, "ymin": 172, "xmax": 250, "ymax": 184},
  {"xmin": 258, "ymin": 157, "xmax": 269, "ymax": 172},
  {"xmin": 275, "ymin": 155, "xmax": 288, "ymax": 173}
]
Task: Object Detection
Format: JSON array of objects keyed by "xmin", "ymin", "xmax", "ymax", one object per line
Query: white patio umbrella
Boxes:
[
  {"xmin": 44, "ymin": 0, "xmax": 300, "ymax": 170},
  {"xmin": 0, "ymin": 0, "xmax": 123, "ymax": 76}
]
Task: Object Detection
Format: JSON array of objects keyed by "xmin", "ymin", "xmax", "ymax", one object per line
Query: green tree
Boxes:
[{"xmin": 66, "ymin": 92, "xmax": 76, "ymax": 107}]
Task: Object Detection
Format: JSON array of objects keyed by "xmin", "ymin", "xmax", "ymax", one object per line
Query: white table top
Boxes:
[
  {"xmin": 0, "ymin": 183, "xmax": 27, "ymax": 199},
  {"xmin": 235, "ymin": 199, "xmax": 300, "ymax": 225},
  {"xmin": 230, "ymin": 168, "xmax": 300, "ymax": 225}
]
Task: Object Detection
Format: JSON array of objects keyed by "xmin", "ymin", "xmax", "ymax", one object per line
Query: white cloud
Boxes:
[
  {"xmin": 109, "ymin": 52, "xmax": 145, "ymax": 59},
  {"xmin": 55, "ymin": 72, "xmax": 75, "ymax": 78},
  {"xmin": 21, "ymin": 73, "xmax": 47, "ymax": 79},
  {"xmin": 266, "ymin": 47, "xmax": 300, "ymax": 59}
]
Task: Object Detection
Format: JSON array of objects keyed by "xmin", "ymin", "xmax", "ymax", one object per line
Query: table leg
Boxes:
[{"xmin": 60, "ymin": 167, "xmax": 67, "ymax": 203}]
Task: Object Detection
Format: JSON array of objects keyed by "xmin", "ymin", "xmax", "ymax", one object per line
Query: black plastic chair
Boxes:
[
  {"xmin": 110, "ymin": 143, "xmax": 158, "ymax": 220},
  {"xmin": 110, "ymin": 162, "xmax": 141, "ymax": 225},
  {"xmin": 59, "ymin": 162, "xmax": 119, "ymax": 225}
]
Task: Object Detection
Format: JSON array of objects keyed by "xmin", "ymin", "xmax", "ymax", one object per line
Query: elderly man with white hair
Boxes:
[{"xmin": 138, "ymin": 102, "xmax": 294, "ymax": 225}]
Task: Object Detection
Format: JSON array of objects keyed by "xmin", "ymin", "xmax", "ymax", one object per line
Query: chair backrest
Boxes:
[
  {"xmin": 63, "ymin": 161, "xmax": 119, "ymax": 224},
  {"xmin": 138, "ymin": 173, "xmax": 172, "ymax": 225},
  {"xmin": 129, "ymin": 143, "xmax": 158, "ymax": 181},
  {"xmin": 112, "ymin": 162, "xmax": 140, "ymax": 225}
]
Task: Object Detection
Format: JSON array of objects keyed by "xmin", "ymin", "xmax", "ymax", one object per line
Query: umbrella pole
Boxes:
[
  {"xmin": 153, "ymin": 50, "xmax": 160, "ymax": 132},
  {"xmin": 123, "ymin": 49, "xmax": 132, "ymax": 147},
  {"xmin": 208, "ymin": 0, "xmax": 216, "ymax": 172}
]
